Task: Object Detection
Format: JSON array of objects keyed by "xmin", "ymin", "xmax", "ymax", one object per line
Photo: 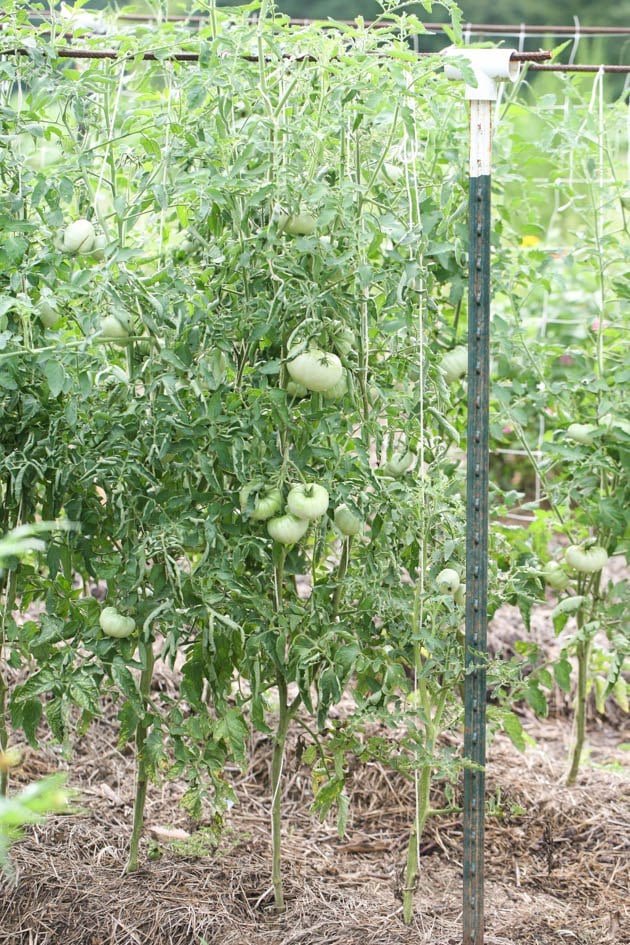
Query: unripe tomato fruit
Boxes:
[
  {"xmin": 286, "ymin": 381, "xmax": 309, "ymax": 398},
  {"xmin": 322, "ymin": 370, "xmax": 348, "ymax": 401},
  {"xmin": 282, "ymin": 213, "xmax": 316, "ymax": 236},
  {"xmin": 287, "ymin": 483, "xmax": 329, "ymax": 521},
  {"xmin": 440, "ymin": 346, "xmax": 468, "ymax": 384},
  {"xmin": 239, "ymin": 483, "xmax": 283, "ymax": 521},
  {"xmin": 101, "ymin": 310, "xmax": 131, "ymax": 341},
  {"xmin": 63, "ymin": 219, "xmax": 96, "ymax": 255},
  {"xmin": 99, "ymin": 606, "xmax": 136, "ymax": 638},
  {"xmin": 566, "ymin": 423, "xmax": 597, "ymax": 445},
  {"xmin": 92, "ymin": 233, "xmax": 108, "ymax": 260},
  {"xmin": 267, "ymin": 514, "xmax": 309, "ymax": 544},
  {"xmin": 564, "ymin": 544, "xmax": 608, "ymax": 574},
  {"xmin": 381, "ymin": 451, "xmax": 416, "ymax": 477},
  {"xmin": 38, "ymin": 299, "xmax": 60, "ymax": 328},
  {"xmin": 436, "ymin": 568, "xmax": 460, "ymax": 595},
  {"xmin": 334, "ymin": 504, "xmax": 362, "ymax": 537},
  {"xmin": 454, "ymin": 583, "xmax": 466, "ymax": 607},
  {"xmin": 330, "ymin": 322, "xmax": 355, "ymax": 357},
  {"xmin": 542, "ymin": 560, "xmax": 570, "ymax": 590},
  {"xmin": 287, "ymin": 348, "xmax": 343, "ymax": 392}
]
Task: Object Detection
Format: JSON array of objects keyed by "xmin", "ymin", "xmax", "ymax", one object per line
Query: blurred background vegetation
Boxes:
[{"xmin": 67, "ymin": 1, "xmax": 630, "ymax": 72}]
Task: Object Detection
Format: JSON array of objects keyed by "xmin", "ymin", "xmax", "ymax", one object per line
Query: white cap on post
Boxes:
[{"xmin": 443, "ymin": 47, "xmax": 520, "ymax": 101}]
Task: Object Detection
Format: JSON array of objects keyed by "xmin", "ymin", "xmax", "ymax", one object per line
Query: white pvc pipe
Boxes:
[{"xmin": 444, "ymin": 47, "xmax": 520, "ymax": 101}]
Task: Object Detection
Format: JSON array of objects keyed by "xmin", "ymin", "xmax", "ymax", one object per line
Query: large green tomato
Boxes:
[
  {"xmin": 101, "ymin": 310, "xmax": 131, "ymax": 342},
  {"xmin": 287, "ymin": 348, "xmax": 343, "ymax": 392},
  {"xmin": 381, "ymin": 451, "xmax": 416, "ymax": 477},
  {"xmin": 436, "ymin": 568, "xmax": 460, "ymax": 595},
  {"xmin": 440, "ymin": 346, "xmax": 468, "ymax": 384},
  {"xmin": 286, "ymin": 381, "xmax": 309, "ymax": 398},
  {"xmin": 330, "ymin": 321, "xmax": 355, "ymax": 357},
  {"xmin": 564, "ymin": 544, "xmax": 608, "ymax": 574},
  {"xmin": 542, "ymin": 560, "xmax": 570, "ymax": 590},
  {"xmin": 566, "ymin": 423, "xmax": 597, "ymax": 445},
  {"xmin": 92, "ymin": 233, "xmax": 108, "ymax": 260},
  {"xmin": 267, "ymin": 514, "xmax": 309, "ymax": 544},
  {"xmin": 63, "ymin": 219, "xmax": 96, "ymax": 255},
  {"xmin": 333, "ymin": 504, "xmax": 362, "ymax": 537},
  {"xmin": 282, "ymin": 213, "xmax": 316, "ymax": 236},
  {"xmin": 321, "ymin": 370, "xmax": 348, "ymax": 401},
  {"xmin": 99, "ymin": 606, "xmax": 136, "ymax": 639},
  {"xmin": 37, "ymin": 299, "xmax": 60, "ymax": 328},
  {"xmin": 287, "ymin": 483, "xmax": 329, "ymax": 521},
  {"xmin": 239, "ymin": 483, "xmax": 283, "ymax": 521}
]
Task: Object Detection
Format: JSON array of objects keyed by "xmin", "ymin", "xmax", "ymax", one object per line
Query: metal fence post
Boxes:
[{"xmin": 444, "ymin": 48, "xmax": 520, "ymax": 945}]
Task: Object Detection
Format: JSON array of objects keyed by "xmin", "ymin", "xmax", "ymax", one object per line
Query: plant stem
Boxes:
[
  {"xmin": 0, "ymin": 675, "xmax": 8, "ymax": 798},
  {"xmin": 566, "ymin": 636, "xmax": 590, "ymax": 786},
  {"xmin": 269, "ymin": 549, "xmax": 290, "ymax": 910},
  {"xmin": 0, "ymin": 567, "xmax": 18, "ymax": 797},
  {"xmin": 126, "ymin": 640, "xmax": 156, "ymax": 873},
  {"xmin": 271, "ymin": 673, "xmax": 290, "ymax": 912},
  {"xmin": 332, "ymin": 537, "xmax": 352, "ymax": 618},
  {"xmin": 402, "ymin": 763, "xmax": 431, "ymax": 925}
]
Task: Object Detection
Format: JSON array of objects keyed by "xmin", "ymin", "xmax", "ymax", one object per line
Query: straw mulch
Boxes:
[{"xmin": 0, "ymin": 693, "xmax": 627, "ymax": 945}]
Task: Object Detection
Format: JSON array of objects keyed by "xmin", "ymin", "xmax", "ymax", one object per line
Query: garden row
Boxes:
[{"xmin": 0, "ymin": 1, "xmax": 628, "ymax": 919}]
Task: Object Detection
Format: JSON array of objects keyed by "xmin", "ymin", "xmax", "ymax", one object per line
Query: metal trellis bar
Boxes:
[{"xmin": 445, "ymin": 48, "xmax": 522, "ymax": 945}]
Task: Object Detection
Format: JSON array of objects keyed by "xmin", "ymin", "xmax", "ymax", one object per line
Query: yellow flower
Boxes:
[{"xmin": 521, "ymin": 235, "xmax": 541, "ymax": 248}]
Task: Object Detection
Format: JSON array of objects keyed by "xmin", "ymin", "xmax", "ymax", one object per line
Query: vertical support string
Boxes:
[{"xmin": 569, "ymin": 17, "xmax": 581, "ymax": 66}]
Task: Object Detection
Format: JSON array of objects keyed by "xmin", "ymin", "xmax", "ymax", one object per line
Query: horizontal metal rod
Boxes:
[
  {"xmin": 1, "ymin": 44, "xmax": 551, "ymax": 65},
  {"xmin": 529, "ymin": 63, "xmax": 630, "ymax": 72},
  {"xmin": 7, "ymin": 47, "xmax": 627, "ymax": 73}
]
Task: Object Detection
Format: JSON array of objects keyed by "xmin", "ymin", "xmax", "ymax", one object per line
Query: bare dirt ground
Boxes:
[
  {"xmin": 1, "ymin": 575, "xmax": 628, "ymax": 945},
  {"xmin": 1, "ymin": 691, "xmax": 627, "ymax": 945}
]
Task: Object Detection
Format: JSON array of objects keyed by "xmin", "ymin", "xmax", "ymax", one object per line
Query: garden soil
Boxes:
[{"xmin": 1, "ymin": 608, "xmax": 628, "ymax": 945}]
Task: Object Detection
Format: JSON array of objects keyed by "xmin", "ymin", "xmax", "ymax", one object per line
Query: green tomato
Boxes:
[
  {"xmin": 542, "ymin": 560, "xmax": 570, "ymax": 590},
  {"xmin": 566, "ymin": 423, "xmax": 597, "ymax": 445},
  {"xmin": 286, "ymin": 380, "xmax": 309, "ymax": 398},
  {"xmin": 92, "ymin": 233, "xmax": 108, "ymax": 260},
  {"xmin": 63, "ymin": 219, "xmax": 96, "ymax": 255},
  {"xmin": 239, "ymin": 483, "xmax": 283, "ymax": 522},
  {"xmin": 436, "ymin": 568, "xmax": 460, "ymax": 595},
  {"xmin": 381, "ymin": 451, "xmax": 416, "ymax": 477},
  {"xmin": 454, "ymin": 583, "xmax": 466, "ymax": 607},
  {"xmin": 37, "ymin": 299, "xmax": 60, "ymax": 328},
  {"xmin": 287, "ymin": 348, "xmax": 343, "ymax": 393},
  {"xmin": 267, "ymin": 513, "xmax": 309, "ymax": 544},
  {"xmin": 321, "ymin": 370, "xmax": 348, "ymax": 401},
  {"xmin": 564, "ymin": 544, "xmax": 608, "ymax": 574},
  {"xmin": 440, "ymin": 346, "xmax": 468, "ymax": 384},
  {"xmin": 334, "ymin": 504, "xmax": 362, "ymax": 537},
  {"xmin": 613, "ymin": 676, "xmax": 628, "ymax": 713},
  {"xmin": 330, "ymin": 322, "xmax": 355, "ymax": 357},
  {"xmin": 382, "ymin": 161, "xmax": 404, "ymax": 183},
  {"xmin": 101, "ymin": 310, "xmax": 131, "ymax": 342},
  {"xmin": 287, "ymin": 483, "xmax": 329, "ymax": 521},
  {"xmin": 282, "ymin": 213, "xmax": 316, "ymax": 236},
  {"xmin": 99, "ymin": 606, "xmax": 136, "ymax": 639}
]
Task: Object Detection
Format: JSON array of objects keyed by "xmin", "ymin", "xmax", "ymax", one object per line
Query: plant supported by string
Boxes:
[
  {"xmin": 1, "ymin": 0, "xmax": 473, "ymax": 896},
  {"xmin": 489, "ymin": 70, "xmax": 629, "ymax": 784}
]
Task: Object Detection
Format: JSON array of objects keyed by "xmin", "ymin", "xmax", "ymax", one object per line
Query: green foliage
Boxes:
[
  {"xmin": 0, "ymin": 0, "xmax": 627, "ymax": 910},
  {"xmin": 0, "ymin": 772, "xmax": 71, "ymax": 873}
]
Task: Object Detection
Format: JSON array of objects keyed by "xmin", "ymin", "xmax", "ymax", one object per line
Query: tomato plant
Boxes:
[{"xmin": 1, "ymin": 1, "xmax": 626, "ymax": 927}]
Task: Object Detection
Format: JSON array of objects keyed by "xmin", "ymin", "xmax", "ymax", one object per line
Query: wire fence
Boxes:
[
  {"xmin": 17, "ymin": 10, "xmax": 630, "ymax": 36},
  {"xmin": 2, "ymin": 13, "xmax": 628, "ymax": 73}
]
